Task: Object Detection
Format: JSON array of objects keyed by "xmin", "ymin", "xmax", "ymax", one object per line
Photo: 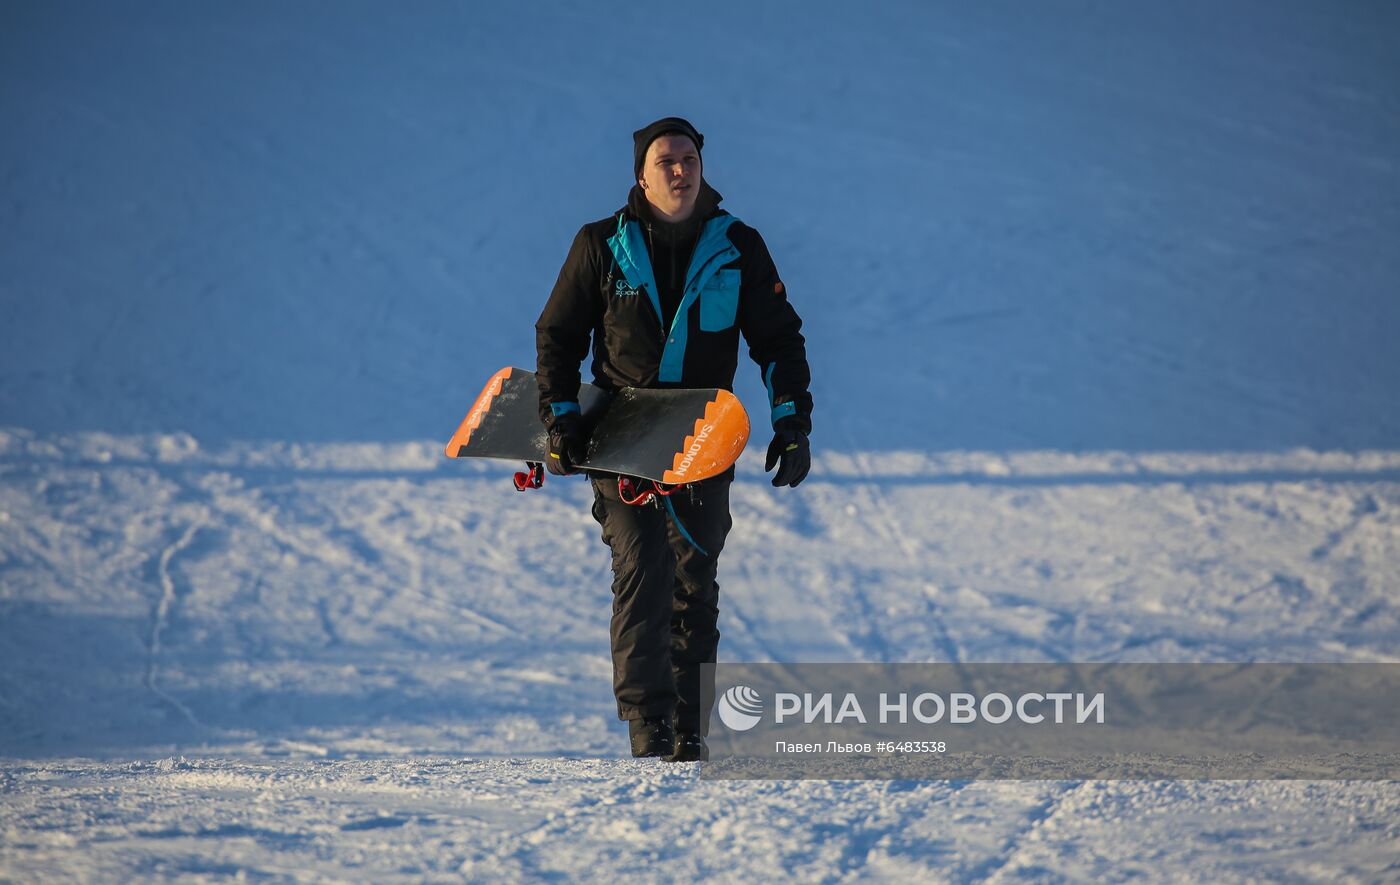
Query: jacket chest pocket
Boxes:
[{"xmin": 699, "ymin": 268, "xmax": 740, "ymax": 332}]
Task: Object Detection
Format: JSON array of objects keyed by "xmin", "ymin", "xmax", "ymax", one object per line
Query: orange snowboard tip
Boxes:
[
  {"xmin": 662, "ymin": 389, "xmax": 750, "ymax": 484},
  {"xmin": 445, "ymin": 366, "xmax": 514, "ymax": 458}
]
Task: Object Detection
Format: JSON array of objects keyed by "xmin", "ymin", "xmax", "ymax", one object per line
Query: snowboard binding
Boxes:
[
  {"xmin": 617, "ymin": 475, "xmax": 685, "ymax": 507},
  {"xmin": 513, "ymin": 461, "xmax": 545, "ymax": 491},
  {"xmin": 511, "ymin": 463, "xmax": 688, "ymax": 512}
]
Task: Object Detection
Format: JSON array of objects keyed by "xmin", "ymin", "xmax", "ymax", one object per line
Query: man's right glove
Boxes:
[
  {"xmin": 545, "ymin": 413, "xmax": 588, "ymax": 476},
  {"xmin": 765, "ymin": 417, "xmax": 810, "ymax": 488}
]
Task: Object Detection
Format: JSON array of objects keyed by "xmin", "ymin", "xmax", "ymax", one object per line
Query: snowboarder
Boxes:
[{"xmin": 536, "ymin": 117, "xmax": 812, "ymax": 761}]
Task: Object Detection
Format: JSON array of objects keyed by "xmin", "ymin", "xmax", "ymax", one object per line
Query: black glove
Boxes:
[
  {"xmin": 765, "ymin": 417, "xmax": 810, "ymax": 488},
  {"xmin": 545, "ymin": 413, "xmax": 588, "ymax": 476}
]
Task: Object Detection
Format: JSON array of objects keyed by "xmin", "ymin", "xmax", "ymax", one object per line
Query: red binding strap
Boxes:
[
  {"xmin": 618, "ymin": 476, "xmax": 652, "ymax": 505},
  {"xmin": 618, "ymin": 476, "xmax": 687, "ymax": 506},
  {"xmin": 513, "ymin": 462, "xmax": 545, "ymax": 491}
]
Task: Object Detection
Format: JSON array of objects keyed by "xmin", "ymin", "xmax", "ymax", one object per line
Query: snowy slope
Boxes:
[
  {"xmin": 3, "ymin": 1, "xmax": 1398, "ymax": 450},
  {"xmin": 3, "ymin": 433, "xmax": 1399, "ymax": 881},
  {"xmin": 3, "ymin": 1, "xmax": 1400, "ymax": 882}
]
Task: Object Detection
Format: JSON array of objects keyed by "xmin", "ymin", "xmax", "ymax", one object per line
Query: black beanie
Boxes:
[{"xmin": 633, "ymin": 116, "xmax": 704, "ymax": 179}]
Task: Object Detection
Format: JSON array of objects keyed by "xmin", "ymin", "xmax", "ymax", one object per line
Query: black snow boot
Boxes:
[
  {"xmin": 669, "ymin": 732, "xmax": 708, "ymax": 762},
  {"xmin": 629, "ymin": 717, "xmax": 675, "ymax": 758}
]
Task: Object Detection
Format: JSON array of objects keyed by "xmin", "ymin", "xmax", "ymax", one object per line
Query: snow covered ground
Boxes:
[
  {"xmin": 6, "ymin": 757, "xmax": 1399, "ymax": 882},
  {"xmin": 4, "ymin": 1, "xmax": 1400, "ymax": 882},
  {"xmin": 4, "ymin": 437, "xmax": 1398, "ymax": 881}
]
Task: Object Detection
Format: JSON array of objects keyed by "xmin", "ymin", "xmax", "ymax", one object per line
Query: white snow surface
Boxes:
[{"xmin": 3, "ymin": 1, "xmax": 1400, "ymax": 882}]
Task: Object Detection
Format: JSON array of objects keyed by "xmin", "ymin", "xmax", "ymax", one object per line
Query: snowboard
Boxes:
[{"xmin": 445, "ymin": 367, "xmax": 750, "ymax": 484}]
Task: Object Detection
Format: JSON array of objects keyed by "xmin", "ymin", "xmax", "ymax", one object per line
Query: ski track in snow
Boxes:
[{"xmin": 144, "ymin": 516, "xmax": 207, "ymax": 730}]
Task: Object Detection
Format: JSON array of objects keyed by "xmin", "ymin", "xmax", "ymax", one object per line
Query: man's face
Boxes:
[{"xmin": 639, "ymin": 134, "xmax": 702, "ymax": 221}]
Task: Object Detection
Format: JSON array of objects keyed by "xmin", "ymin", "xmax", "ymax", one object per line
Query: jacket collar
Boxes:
[
  {"xmin": 622, "ymin": 180, "xmax": 725, "ymax": 227},
  {"xmin": 606, "ymin": 182, "xmax": 738, "ymax": 339}
]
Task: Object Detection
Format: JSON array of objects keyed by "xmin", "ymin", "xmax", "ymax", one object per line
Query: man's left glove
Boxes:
[
  {"xmin": 545, "ymin": 413, "xmax": 588, "ymax": 476},
  {"xmin": 765, "ymin": 417, "xmax": 810, "ymax": 488}
]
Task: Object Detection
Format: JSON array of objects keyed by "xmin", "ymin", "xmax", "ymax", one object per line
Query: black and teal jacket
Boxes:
[{"xmin": 535, "ymin": 182, "xmax": 812, "ymax": 435}]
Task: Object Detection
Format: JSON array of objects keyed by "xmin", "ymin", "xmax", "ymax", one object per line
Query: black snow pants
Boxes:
[{"xmin": 590, "ymin": 471, "xmax": 733, "ymax": 734}]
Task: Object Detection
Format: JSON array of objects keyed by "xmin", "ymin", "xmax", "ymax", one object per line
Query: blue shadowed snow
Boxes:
[{"xmin": 2, "ymin": 0, "xmax": 1398, "ymax": 451}]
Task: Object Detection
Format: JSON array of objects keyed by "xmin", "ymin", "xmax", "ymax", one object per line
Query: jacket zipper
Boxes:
[{"xmin": 646, "ymin": 217, "xmax": 707, "ymax": 349}]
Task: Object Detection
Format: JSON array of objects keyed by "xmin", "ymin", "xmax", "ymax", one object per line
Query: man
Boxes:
[{"xmin": 535, "ymin": 117, "xmax": 812, "ymax": 762}]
